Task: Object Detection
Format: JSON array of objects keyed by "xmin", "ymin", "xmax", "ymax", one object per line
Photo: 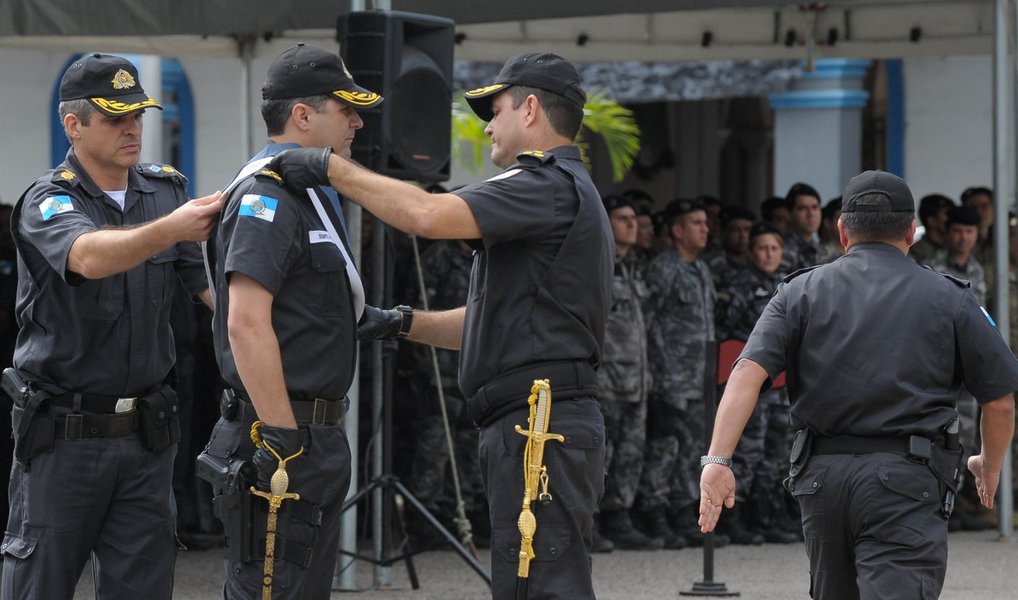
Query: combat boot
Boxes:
[
  {"xmin": 601, "ymin": 510, "xmax": 665, "ymax": 550},
  {"xmin": 716, "ymin": 504, "xmax": 764, "ymax": 545},
  {"xmin": 590, "ymin": 515, "xmax": 615, "ymax": 553},
  {"xmin": 635, "ymin": 506, "xmax": 686, "ymax": 549}
]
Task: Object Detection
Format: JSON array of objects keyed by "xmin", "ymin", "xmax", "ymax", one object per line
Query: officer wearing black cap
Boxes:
[
  {"xmin": 2, "ymin": 53, "xmax": 223, "ymax": 598},
  {"xmin": 700, "ymin": 170, "xmax": 1018, "ymax": 599},
  {"xmin": 197, "ymin": 43, "xmax": 379, "ymax": 598},
  {"xmin": 266, "ymin": 51, "xmax": 612, "ymax": 600}
]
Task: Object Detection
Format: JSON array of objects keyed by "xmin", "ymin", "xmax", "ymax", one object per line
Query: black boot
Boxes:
[
  {"xmin": 635, "ymin": 506, "xmax": 686, "ymax": 549},
  {"xmin": 601, "ymin": 509, "xmax": 665, "ymax": 550},
  {"xmin": 590, "ymin": 514, "xmax": 615, "ymax": 553},
  {"xmin": 716, "ymin": 504, "xmax": 764, "ymax": 545}
]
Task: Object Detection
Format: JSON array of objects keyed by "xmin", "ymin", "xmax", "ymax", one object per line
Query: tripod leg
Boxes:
[
  {"xmin": 394, "ymin": 480, "xmax": 492, "ymax": 586},
  {"xmin": 392, "ymin": 494, "xmax": 421, "ymax": 589}
]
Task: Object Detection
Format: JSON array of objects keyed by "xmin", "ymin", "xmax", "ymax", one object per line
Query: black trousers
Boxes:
[
  {"xmin": 790, "ymin": 453, "xmax": 948, "ymax": 600},
  {"xmin": 2, "ymin": 406, "xmax": 177, "ymax": 600},
  {"xmin": 479, "ymin": 397, "xmax": 605, "ymax": 600},
  {"xmin": 207, "ymin": 416, "xmax": 352, "ymax": 600}
]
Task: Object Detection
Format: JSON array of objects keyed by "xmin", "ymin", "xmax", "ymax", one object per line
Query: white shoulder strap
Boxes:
[{"xmin": 306, "ymin": 187, "xmax": 365, "ymax": 319}]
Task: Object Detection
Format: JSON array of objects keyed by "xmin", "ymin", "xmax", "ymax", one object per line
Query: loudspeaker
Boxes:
[{"xmin": 338, "ymin": 11, "xmax": 454, "ymax": 182}]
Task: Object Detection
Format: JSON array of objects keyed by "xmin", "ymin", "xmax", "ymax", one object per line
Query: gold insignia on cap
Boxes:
[
  {"xmin": 111, "ymin": 69, "xmax": 137, "ymax": 90},
  {"xmin": 465, "ymin": 83, "xmax": 507, "ymax": 97},
  {"xmin": 258, "ymin": 169, "xmax": 283, "ymax": 183},
  {"xmin": 333, "ymin": 90, "xmax": 381, "ymax": 106},
  {"xmin": 59, "ymin": 170, "xmax": 75, "ymax": 181},
  {"xmin": 90, "ymin": 96, "xmax": 162, "ymax": 115}
]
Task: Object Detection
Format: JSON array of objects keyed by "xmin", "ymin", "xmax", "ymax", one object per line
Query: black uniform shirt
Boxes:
[
  {"xmin": 212, "ymin": 170, "xmax": 357, "ymax": 402},
  {"xmin": 453, "ymin": 146, "xmax": 613, "ymax": 399},
  {"xmin": 12, "ymin": 150, "xmax": 206, "ymax": 395},
  {"xmin": 741, "ymin": 242, "xmax": 1018, "ymax": 437}
]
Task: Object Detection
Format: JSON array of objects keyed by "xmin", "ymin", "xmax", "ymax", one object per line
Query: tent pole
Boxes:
[{"xmin": 993, "ymin": 0, "xmax": 1014, "ymax": 539}]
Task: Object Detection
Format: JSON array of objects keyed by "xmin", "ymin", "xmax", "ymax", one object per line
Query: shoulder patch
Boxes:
[
  {"xmin": 239, "ymin": 194, "xmax": 279, "ymax": 223},
  {"xmin": 516, "ymin": 149, "xmax": 554, "ymax": 165},
  {"xmin": 782, "ymin": 264, "xmax": 821, "ymax": 283},
  {"xmin": 39, "ymin": 195, "xmax": 75, "ymax": 221},
  {"xmin": 922, "ymin": 265, "xmax": 970, "ymax": 288},
  {"xmin": 136, "ymin": 163, "xmax": 189, "ymax": 185},
  {"xmin": 255, "ymin": 169, "xmax": 283, "ymax": 184}
]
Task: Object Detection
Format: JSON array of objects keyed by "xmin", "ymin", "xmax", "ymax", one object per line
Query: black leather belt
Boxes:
[
  {"xmin": 811, "ymin": 434, "xmax": 912, "ymax": 455},
  {"xmin": 55, "ymin": 411, "xmax": 139, "ymax": 440},
  {"xmin": 227, "ymin": 389, "xmax": 346, "ymax": 426},
  {"xmin": 49, "ymin": 392, "xmax": 141, "ymax": 413},
  {"xmin": 466, "ymin": 360, "xmax": 598, "ymax": 427}
]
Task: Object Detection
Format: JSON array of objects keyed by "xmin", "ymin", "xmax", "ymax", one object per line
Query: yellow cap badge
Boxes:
[{"xmin": 111, "ymin": 69, "xmax": 137, "ymax": 90}]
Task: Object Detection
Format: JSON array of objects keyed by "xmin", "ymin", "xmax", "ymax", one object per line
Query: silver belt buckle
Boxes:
[{"xmin": 115, "ymin": 397, "xmax": 137, "ymax": 413}]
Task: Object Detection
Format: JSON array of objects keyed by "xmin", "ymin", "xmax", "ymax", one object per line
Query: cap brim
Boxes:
[
  {"xmin": 89, "ymin": 93, "xmax": 162, "ymax": 116},
  {"xmin": 464, "ymin": 83, "xmax": 509, "ymax": 121},
  {"xmin": 331, "ymin": 84, "xmax": 383, "ymax": 108}
]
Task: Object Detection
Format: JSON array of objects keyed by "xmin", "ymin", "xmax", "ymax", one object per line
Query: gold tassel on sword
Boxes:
[{"xmin": 514, "ymin": 379, "xmax": 564, "ymax": 599}]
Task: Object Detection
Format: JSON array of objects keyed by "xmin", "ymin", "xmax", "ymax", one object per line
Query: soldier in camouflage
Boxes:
[
  {"xmin": 703, "ymin": 205, "xmax": 755, "ymax": 288},
  {"xmin": 404, "ymin": 239, "xmax": 486, "ymax": 545},
  {"xmin": 595, "ymin": 195, "xmax": 663, "ymax": 550},
  {"xmin": 635, "ymin": 198, "xmax": 720, "ymax": 548},
  {"xmin": 780, "ymin": 182, "xmax": 839, "ymax": 273},
  {"xmin": 715, "ymin": 223, "xmax": 798, "ymax": 544}
]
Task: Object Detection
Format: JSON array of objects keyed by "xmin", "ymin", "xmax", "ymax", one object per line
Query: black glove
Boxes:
[
  {"xmin": 268, "ymin": 147, "xmax": 333, "ymax": 191},
  {"xmin": 358, "ymin": 305, "xmax": 406, "ymax": 341},
  {"xmin": 252, "ymin": 424, "xmax": 308, "ymax": 492}
]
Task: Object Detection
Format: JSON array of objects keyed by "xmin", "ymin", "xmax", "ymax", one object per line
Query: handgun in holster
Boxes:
[
  {"xmin": 2, "ymin": 368, "xmax": 54, "ymax": 469},
  {"xmin": 196, "ymin": 449, "xmax": 258, "ymax": 562},
  {"xmin": 783, "ymin": 428, "xmax": 813, "ymax": 491},
  {"xmin": 930, "ymin": 417, "xmax": 963, "ymax": 519}
]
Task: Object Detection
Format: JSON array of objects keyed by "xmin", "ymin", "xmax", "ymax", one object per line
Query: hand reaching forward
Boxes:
[
  {"xmin": 163, "ymin": 191, "xmax": 224, "ymax": 242},
  {"xmin": 268, "ymin": 147, "xmax": 334, "ymax": 192}
]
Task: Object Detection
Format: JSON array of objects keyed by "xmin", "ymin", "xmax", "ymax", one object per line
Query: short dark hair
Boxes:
[
  {"xmin": 917, "ymin": 194, "xmax": 954, "ymax": 226},
  {"xmin": 840, "ymin": 194, "xmax": 914, "ymax": 241},
  {"xmin": 961, "ymin": 186, "xmax": 993, "ymax": 204},
  {"xmin": 507, "ymin": 85, "xmax": 584, "ymax": 140},
  {"xmin": 785, "ymin": 182, "xmax": 821, "ymax": 208},
  {"xmin": 760, "ymin": 196, "xmax": 786, "ymax": 222},
  {"xmin": 261, "ymin": 94, "xmax": 331, "ymax": 137},
  {"xmin": 58, "ymin": 99, "xmax": 95, "ymax": 143}
]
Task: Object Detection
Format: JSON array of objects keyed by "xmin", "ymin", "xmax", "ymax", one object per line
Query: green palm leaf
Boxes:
[{"xmin": 450, "ymin": 90, "xmax": 641, "ymax": 182}]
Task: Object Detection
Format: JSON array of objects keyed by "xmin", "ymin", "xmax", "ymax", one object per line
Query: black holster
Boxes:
[
  {"xmin": 137, "ymin": 386, "xmax": 181, "ymax": 452},
  {"xmin": 783, "ymin": 428, "xmax": 813, "ymax": 491},
  {"xmin": 196, "ymin": 450, "xmax": 258, "ymax": 562},
  {"xmin": 2, "ymin": 368, "xmax": 54, "ymax": 469}
]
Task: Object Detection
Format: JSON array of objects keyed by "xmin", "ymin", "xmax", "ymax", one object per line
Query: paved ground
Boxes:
[{"xmin": 73, "ymin": 530, "xmax": 1017, "ymax": 599}]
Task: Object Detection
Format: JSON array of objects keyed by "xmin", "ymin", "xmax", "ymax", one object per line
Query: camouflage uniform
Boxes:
[
  {"xmin": 715, "ymin": 265, "xmax": 790, "ymax": 505},
  {"xmin": 908, "ymin": 236, "xmax": 942, "ymax": 266},
  {"xmin": 780, "ymin": 231, "xmax": 838, "ymax": 273},
  {"xmin": 702, "ymin": 246, "xmax": 748, "ymax": 288},
  {"xmin": 637, "ymin": 248, "xmax": 716, "ymax": 513},
  {"xmin": 598, "ymin": 252, "xmax": 651, "ymax": 512},
  {"xmin": 405, "ymin": 241, "xmax": 484, "ymax": 517}
]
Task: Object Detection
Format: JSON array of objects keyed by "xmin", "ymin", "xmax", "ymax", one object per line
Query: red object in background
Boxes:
[{"xmin": 716, "ymin": 338, "xmax": 786, "ymax": 389}]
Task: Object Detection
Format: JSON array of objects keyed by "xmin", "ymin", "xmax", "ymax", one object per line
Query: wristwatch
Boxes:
[
  {"xmin": 700, "ymin": 455, "xmax": 733, "ymax": 468},
  {"xmin": 394, "ymin": 305, "xmax": 414, "ymax": 339}
]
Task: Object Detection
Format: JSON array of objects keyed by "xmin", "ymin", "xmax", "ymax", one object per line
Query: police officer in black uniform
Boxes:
[
  {"xmin": 1, "ymin": 53, "xmax": 223, "ymax": 599},
  {"xmin": 269, "ymin": 51, "xmax": 612, "ymax": 600},
  {"xmin": 699, "ymin": 170, "xmax": 1018, "ymax": 600},
  {"xmin": 199, "ymin": 44, "xmax": 379, "ymax": 599}
]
